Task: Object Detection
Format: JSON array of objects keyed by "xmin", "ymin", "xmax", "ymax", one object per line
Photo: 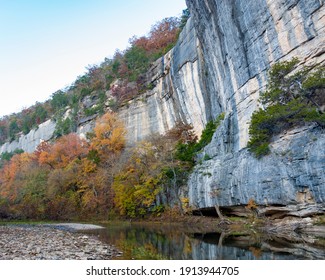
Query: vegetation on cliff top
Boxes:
[
  {"xmin": 0, "ymin": 9, "xmax": 190, "ymax": 146},
  {"xmin": 248, "ymin": 58, "xmax": 325, "ymax": 157}
]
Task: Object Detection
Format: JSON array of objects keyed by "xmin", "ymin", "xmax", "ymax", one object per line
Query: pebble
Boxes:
[{"xmin": 0, "ymin": 225, "xmax": 122, "ymax": 260}]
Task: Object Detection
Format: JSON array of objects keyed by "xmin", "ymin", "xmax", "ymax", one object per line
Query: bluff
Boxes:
[
  {"xmin": 120, "ymin": 0, "xmax": 325, "ymax": 214},
  {"xmin": 0, "ymin": 17, "xmax": 207, "ymax": 153},
  {"xmin": 1, "ymin": 0, "xmax": 324, "ymax": 215},
  {"xmin": 186, "ymin": 0, "xmax": 325, "ymax": 215}
]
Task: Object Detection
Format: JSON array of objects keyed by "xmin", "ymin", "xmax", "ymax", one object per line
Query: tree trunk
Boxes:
[{"xmin": 215, "ymin": 205, "xmax": 224, "ymax": 220}]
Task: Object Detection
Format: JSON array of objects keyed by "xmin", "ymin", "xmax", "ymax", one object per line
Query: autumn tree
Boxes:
[
  {"xmin": 45, "ymin": 160, "xmax": 81, "ymax": 220},
  {"xmin": 131, "ymin": 17, "xmax": 180, "ymax": 57},
  {"xmin": 113, "ymin": 141, "xmax": 163, "ymax": 217},
  {"xmin": 16, "ymin": 164, "xmax": 48, "ymax": 219},
  {"xmin": 0, "ymin": 152, "xmax": 48, "ymax": 219},
  {"xmin": 90, "ymin": 112, "xmax": 126, "ymax": 163},
  {"xmin": 37, "ymin": 133, "xmax": 89, "ymax": 169},
  {"xmin": 113, "ymin": 122, "xmax": 197, "ymax": 218}
]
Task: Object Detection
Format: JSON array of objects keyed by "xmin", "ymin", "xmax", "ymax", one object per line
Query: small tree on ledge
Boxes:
[{"xmin": 248, "ymin": 58, "xmax": 325, "ymax": 158}]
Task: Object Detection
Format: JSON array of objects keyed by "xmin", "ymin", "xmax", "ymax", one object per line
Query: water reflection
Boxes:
[{"xmin": 84, "ymin": 222, "xmax": 325, "ymax": 260}]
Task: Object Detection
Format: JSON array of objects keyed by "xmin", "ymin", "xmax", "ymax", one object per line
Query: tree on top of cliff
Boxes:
[
  {"xmin": 179, "ymin": 8, "xmax": 190, "ymax": 30},
  {"xmin": 131, "ymin": 17, "xmax": 180, "ymax": 57},
  {"xmin": 108, "ymin": 16, "xmax": 181, "ymax": 104},
  {"xmin": 0, "ymin": 12, "xmax": 186, "ymax": 143}
]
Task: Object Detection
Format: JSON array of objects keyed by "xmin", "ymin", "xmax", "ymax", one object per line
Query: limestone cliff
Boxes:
[
  {"xmin": 1, "ymin": 18, "xmax": 207, "ymax": 152},
  {"xmin": 118, "ymin": 17, "xmax": 208, "ymax": 144},
  {"xmin": 0, "ymin": 120, "xmax": 56, "ymax": 154},
  {"xmin": 186, "ymin": 0, "xmax": 325, "ymax": 212},
  {"xmin": 1, "ymin": 0, "xmax": 324, "ymax": 214}
]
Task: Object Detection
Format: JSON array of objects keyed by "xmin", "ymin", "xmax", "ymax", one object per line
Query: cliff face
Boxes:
[
  {"xmin": 186, "ymin": 0, "xmax": 325, "ymax": 210},
  {"xmin": 187, "ymin": 0, "xmax": 325, "ymax": 150},
  {"xmin": 189, "ymin": 125, "xmax": 325, "ymax": 210},
  {"xmin": 0, "ymin": 120, "xmax": 56, "ymax": 154},
  {"xmin": 1, "ymin": 0, "xmax": 324, "ymax": 212},
  {"xmin": 0, "ymin": 18, "xmax": 208, "ymax": 152},
  {"xmin": 118, "ymin": 18, "xmax": 209, "ymax": 144}
]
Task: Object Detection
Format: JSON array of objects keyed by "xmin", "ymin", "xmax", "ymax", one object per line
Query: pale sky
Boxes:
[{"xmin": 0, "ymin": 0, "xmax": 186, "ymax": 117}]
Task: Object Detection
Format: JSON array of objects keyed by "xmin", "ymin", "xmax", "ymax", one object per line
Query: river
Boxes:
[{"xmin": 81, "ymin": 222, "xmax": 325, "ymax": 260}]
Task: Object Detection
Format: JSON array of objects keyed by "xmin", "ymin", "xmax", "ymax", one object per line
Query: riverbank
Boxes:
[
  {"xmin": 2, "ymin": 214, "xmax": 325, "ymax": 260},
  {"xmin": 0, "ymin": 224, "xmax": 122, "ymax": 260},
  {"xmin": 145, "ymin": 211, "xmax": 325, "ymax": 235}
]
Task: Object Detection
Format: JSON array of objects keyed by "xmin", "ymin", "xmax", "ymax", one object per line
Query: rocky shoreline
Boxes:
[{"xmin": 0, "ymin": 224, "xmax": 122, "ymax": 260}]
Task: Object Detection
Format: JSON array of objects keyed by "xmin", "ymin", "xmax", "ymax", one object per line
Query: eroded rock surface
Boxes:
[{"xmin": 186, "ymin": 0, "xmax": 325, "ymax": 209}]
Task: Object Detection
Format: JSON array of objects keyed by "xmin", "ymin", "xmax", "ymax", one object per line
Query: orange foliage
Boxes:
[
  {"xmin": 0, "ymin": 113, "xmax": 126, "ymax": 220},
  {"xmin": 91, "ymin": 112, "xmax": 126, "ymax": 160},
  {"xmin": 37, "ymin": 133, "xmax": 89, "ymax": 168},
  {"xmin": 34, "ymin": 140, "xmax": 51, "ymax": 159},
  {"xmin": 0, "ymin": 152, "xmax": 33, "ymax": 203},
  {"xmin": 246, "ymin": 198, "xmax": 258, "ymax": 210},
  {"xmin": 165, "ymin": 122, "xmax": 198, "ymax": 144}
]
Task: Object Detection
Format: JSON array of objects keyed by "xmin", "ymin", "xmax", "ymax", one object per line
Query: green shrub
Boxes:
[
  {"xmin": 175, "ymin": 113, "xmax": 225, "ymax": 164},
  {"xmin": 179, "ymin": 8, "xmax": 190, "ymax": 30},
  {"xmin": 248, "ymin": 58, "xmax": 325, "ymax": 157},
  {"xmin": 51, "ymin": 90, "xmax": 69, "ymax": 111},
  {"xmin": 124, "ymin": 46, "xmax": 150, "ymax": 82},
  {"xmin": 9, "ymin": 120, "xmax": 20, "ymax": 141},
  {"xmin": 54, "ymin": 117, "xmax": 74, "ymax": 137},
  {"xmin": 0, "ymin": 149, "xmax": 24, "ymax": 161}
]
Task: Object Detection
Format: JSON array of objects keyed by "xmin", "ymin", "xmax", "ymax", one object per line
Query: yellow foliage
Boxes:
[
  {"xmin": 80, "ymin": 158, "xmax": 97, "ymax": 174},
  {"xmin": 91, "ymin": 112, "xmax": 126, "ymax": 158},
  {"xmin": 246, "ymin": 198, "xmax": 257, "ymax": 210}
]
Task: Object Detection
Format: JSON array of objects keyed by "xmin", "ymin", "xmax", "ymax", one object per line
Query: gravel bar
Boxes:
[
  {"xmin": 0, "ymin": 225, "xmax": 122, "ymax": 260},
  {"xmin": 48, "ymin": 223, "xmax": 105, "ymax": 230}
]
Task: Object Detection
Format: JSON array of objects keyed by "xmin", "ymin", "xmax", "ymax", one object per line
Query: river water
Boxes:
[{"xmin": 82, "ymin": 222, "xmax": 325, "ymax": 260}]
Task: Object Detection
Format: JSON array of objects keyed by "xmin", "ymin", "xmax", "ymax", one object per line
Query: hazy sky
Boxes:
[{"xmin": 0, "ymin": 0, "xmax": 186, "ymax": 117}]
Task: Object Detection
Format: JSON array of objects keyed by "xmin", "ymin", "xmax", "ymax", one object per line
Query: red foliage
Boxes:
[
  {"xmin": 131, "ymin": 17, "xmax": 180, "ymax": 54},
  {"xmin": 110, "ymin": 81, "xmax": 138, "ymax": 103},
  {"xmin": 38, "ymin": 133, "xmax": 89, "ymax": 169}
]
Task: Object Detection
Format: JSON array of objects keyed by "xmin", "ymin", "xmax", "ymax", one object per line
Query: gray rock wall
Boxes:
[
  {"xmin": 186, "ymin": 0, "xmax": 325, "ymax": 209},
  {"xmin": 118, "ymin": 18, "xmax": 209, "ymax": 145},
  {"xmin": 187, "ymin": 0, "xmax": 325, "ymax": 150},
  {"xmin": 0, "ymin": 120, "xmax": 56, "ymax": 154},
  {"xmin": 189, "ymin": 126, "xmax": 325, "ymax": 208}
]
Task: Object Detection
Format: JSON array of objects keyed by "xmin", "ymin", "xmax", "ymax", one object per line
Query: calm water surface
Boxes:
[{"xmin": 82, "ymin": 222, "xmax": 325, "ymax": 260}]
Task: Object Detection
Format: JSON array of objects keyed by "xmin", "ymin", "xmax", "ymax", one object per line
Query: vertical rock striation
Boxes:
[
  {"xmin": 118, "ymin": 18, "xmax": 210, "ymax": 144},
  {"xmin": 0, "ymin": 120, "xmax": 56, "ymax": 154},
  {"xmin": 187, "ymin": 0, "xmax": 325, "ymax": 151},
  {"xmin": 186, "ymin": 0, "xmax": 325, "ymax": 209}
]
